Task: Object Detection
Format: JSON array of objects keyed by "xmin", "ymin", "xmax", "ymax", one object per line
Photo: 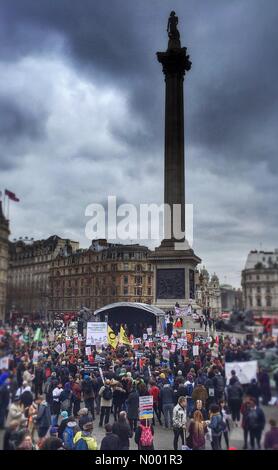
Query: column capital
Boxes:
[{"xmin": 156, "ymin": 47, "xmax": 192, "ymax": 77}]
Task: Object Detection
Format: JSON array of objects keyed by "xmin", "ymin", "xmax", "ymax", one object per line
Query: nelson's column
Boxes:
[{"xmin": 149, "ymin": 12, "xmax": 201, "ymax": 309}]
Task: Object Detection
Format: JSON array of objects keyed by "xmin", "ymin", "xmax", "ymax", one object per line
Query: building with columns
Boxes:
[
  {"xmin": 49, "ymin": 239, "xmax": 153, "ymax": 317},
  {"xmin": 0, "ymin": 201, "xmax": 10, "ymax": 322},
  {"xmin": 7, "ymin": 235, "xmax": 79, "ymax": 320},
  {"xmin": 242, "ymin": 249, "xmax": 278, "ymax": 317},
  {"xmin": 195, "ymin": 267, "xmax": 222, "ymax": 318}
]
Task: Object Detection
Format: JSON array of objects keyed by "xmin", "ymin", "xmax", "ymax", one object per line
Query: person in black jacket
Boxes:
[
  {"xmin": 127, "ymin": 386, "xmax": 139, "ymax": 432},
  {"xmin": 227, "ymin": 377, "xmax": 243, "ymax": 426},
  {"xmin": 100, "ymin": 423, "xmax": 120, "ymax": 450},
  {"xmin": 112, "ymin": 411, "xmax": 133, "ymax": 450},
  {"xmin": 246, "ymin": 399, "xmax": 265, "ymax": 450},
  {"xmin": 246, "ymin": 379, "xmax": 260, "ymax": 405}
]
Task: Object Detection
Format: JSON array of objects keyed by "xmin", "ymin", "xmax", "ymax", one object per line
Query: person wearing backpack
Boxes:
[
  {"xmin": 172, "ymin": 396, "xmax": 187, "ymax": 450},
  {"xmin": 99, "ymin": 379, "xmax": 113, "ymax": 427},
  {"xmin": 62, "ymin": 416, "xmax": 78, "ymax": 450},
  {"xmin": 73, "ymin": 421, "xmax": 98, "ymax": 450},
  {"xmin": 135, "ymin": 419, "xmax": 154, "ymax": 450},
  {"xmin": 208, "ymin": 404, "xmax": 225, "ymax": 450},
  {"xmin": 246, "ymin": 399, "xmax": 266, "ymax": 450}
]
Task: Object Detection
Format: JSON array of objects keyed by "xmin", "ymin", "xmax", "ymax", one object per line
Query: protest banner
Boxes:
[
  {"xmin": 272, "ymin": 328, "xmax": 278, "ymax": 338},
  {"xmin": 143, "ymin": 334, "xmax": 148, "ymax": 340},
  {"xmin": 171, "ymin": 343, "xmax": 176, "ymax": 353},
  {"xmin": 0, "ymin": 356, "xmax": 9, "ymax": 370},
  {"xmin": 225, "ymin": 360, "xmax": 258, "ymax": 385},
  {"xmin": 85, "ymin": 346, "xmax": 91, "ymax": 356},
  {"xmin": 147, "ymin": 327, "xmax": 152, "ymax": 336},
  {"xmin": 193, "ymin": 345, "xmax": 199, "ymax": 356},
  {"xmin": 54, "ymin": 344, "xmax": 63, "ymax": 355},
  {"xmin": 139, "ymin": 396, "xmax": 153, "ymax": 420},
  {"xmin": 162, "ymin": 348, "xmax": 170, "ymax": 361},
  {"xmin": 62, "ymin": 343, "xmax": 66, "ymax": 353},
  {"xmin": 86, "ymin": 322, "xmax": 108, "ymax": 346}
]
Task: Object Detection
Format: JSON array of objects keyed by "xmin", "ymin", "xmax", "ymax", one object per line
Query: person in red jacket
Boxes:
[{"xmin": 149, "ymin": 380, "xmax": 162, "ymax": 426}]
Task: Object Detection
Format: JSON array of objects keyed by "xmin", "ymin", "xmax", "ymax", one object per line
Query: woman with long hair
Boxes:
[{"xmin": 187, "ymin": 410, "xmax": 207, "ymax": 450}]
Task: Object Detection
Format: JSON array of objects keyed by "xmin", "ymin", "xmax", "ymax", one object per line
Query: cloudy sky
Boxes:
[{"xmin": 1, "ymin": 0, "xmax": 277, "ymax": 287}]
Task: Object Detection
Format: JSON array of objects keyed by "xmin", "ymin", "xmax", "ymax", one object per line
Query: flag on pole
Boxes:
[
  {"xmin": 5, "ymin": 189, "xmax": 20, "ymax": 202},
  {"xmin": 119, "ymin": 325, "xmax": 131, "ymax": 345},
  {"xmin": 107, "ymin": 325, "xmax": 118, "ymax": 349}
]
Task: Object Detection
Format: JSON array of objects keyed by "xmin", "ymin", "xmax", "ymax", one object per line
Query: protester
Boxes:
[
  {"xmin": 99, "ymin": 379, "xmax": 113, "ymax": 427},
  {"xmin": 208, "ymin": 404, "xmax": 224, "ymax": 450},
  {"xmin": 172, "ymin": 396, "xmax": 187, "ymax": 450},
  {"xmin": 100, "ymin": 423, "xmax": 120, "ymax": 450},
  {"xmin": 264, "ymin": 419, "xmax": 278, "ymax": 450},
  {"xmin": 73, "ymin": 421, "xmax": 98, "ymax": 450},
  {"xmin": 135, "ymin": 419, "xmax": 154, "ymax": 450},
  {"xmin": 245, "ymin": 399, "xmax": 266, "ymax": 450},
  {"xmin": 187, "ymin": 410, "xmax": 207, "ymax": 450},
  {"xmin": 227, "ymin": 377, "xmax": 243, "ymax": 426},
  {"xmin": 35, "ymin": 395, "xmax": 51, "ymax": 438},
  {"xmin": 126, "ymin": 385, "xmax": 139, "ymax": 432},
  {"xmin": 112, "ymin": 411, "xmax": 133, "ymax": 450},
  {"xmin": 161, "ymin": 382, "xmax": 174, "ymax": 429}
]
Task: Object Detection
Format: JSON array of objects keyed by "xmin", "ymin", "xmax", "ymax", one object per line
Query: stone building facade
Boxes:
[
  {"xmin": 7, "ymin": 235, "xmax": 79, "ymax": 320},
  {"xmin": 242, "ymin": 249, "xmax": 278, "ymax": 316},
  {"xmin": 0, "ymin": 201, "xmax": 10, "ymax": 322},
  {"xmin": 49, "ymin": 239, "xmax": 154, "ymax": 317},
  {"xmin": 195, "ymin": 267, "xmax": 221, "ymax": 318}
]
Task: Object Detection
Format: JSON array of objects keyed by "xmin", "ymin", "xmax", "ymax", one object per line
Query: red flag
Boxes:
[{"xmin": 5, "ymin": 189, "xmax": 19, "ymax": 202}]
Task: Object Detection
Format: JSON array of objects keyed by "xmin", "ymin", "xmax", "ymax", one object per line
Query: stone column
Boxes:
[{"xmin": 157, "ymin": 45, "xmax": 191, "ymax": 245}]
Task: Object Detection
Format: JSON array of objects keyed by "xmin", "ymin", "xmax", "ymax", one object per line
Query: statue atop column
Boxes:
[{"xmin": 167, "ymin": 11, "xmax": 181, "ymax": 50}]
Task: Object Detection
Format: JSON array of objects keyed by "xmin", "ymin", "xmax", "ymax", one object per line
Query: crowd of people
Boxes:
[{"xmin": 0, "ymin": 318, "xmax": 277, "ymax": 451}]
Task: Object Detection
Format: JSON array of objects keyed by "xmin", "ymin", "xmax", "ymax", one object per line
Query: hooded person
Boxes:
[
  {"xmin": 58, "ymin": 411, "xmax": 69, "ymax": 439},
  {"xmin": 63, "ymin": 416, "xmax": 79, "ymax": 450}
]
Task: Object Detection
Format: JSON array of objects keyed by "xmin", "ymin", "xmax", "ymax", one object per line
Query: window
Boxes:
[
  {"xmin": 136, "ymin": 264, "xmax": 142, "ymax": 272},
  {"xmin": 148, "ymin": 287, "xmax": 152, "ymax": 296},
  {"xmin": 124, "ymin": 263, "xmax": 129, "ymax": 271},
  {"xmin": 257, "ymin": 286, "xmax": 261, "ymax": 293},
  {"xmin": 124, "ymin": 287, "xmax": 128, "ymax": 295},
  {"xmin": 148, "ymin": 276, "xmax": 152, "ymax": 284},
  {"xmin": 256, "ymin": 275, "xmax": 260, "ymax": 280},
  {"xmin": 266, "ymin": 297, "xmax": 272, "ymax": 307},
  {"xmin": 148, "ymin": 264, "xmax": 152, "ymax": 271},
  {"xmin": 124, "ymin": 275, "xmax": 128, "ymax": 284},
  {"xmin": 257, "ymin": 297, "xmax": 261, "ymax": 307},
  {"xmin": 135, "ymin": 276, "xmax": 142, "ymax": 285}
]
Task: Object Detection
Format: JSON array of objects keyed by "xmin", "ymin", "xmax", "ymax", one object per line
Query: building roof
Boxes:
[
  {"xmin": 244, "ymin": 249, "xmax": 278, "ymax": 270},
  {"xmin": 94, "ymin": 301, "xmax": 165, "ymax": 317}
]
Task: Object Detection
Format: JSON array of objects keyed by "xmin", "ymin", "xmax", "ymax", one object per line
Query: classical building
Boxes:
[
  {"xmin": 49, "ymin": 239, "xmax": 154, "ymax": 317},
  {"xmin": 241, "ymin": 249, "xmax": 278, "ymax": 316},
  {"xmin": 195, "ymin": 267, "xmax": 221, "ymax": 318},
  {"xmin": 220, "ymin": 285, "xmax": 243, "ymax": 312},
  {"xmin": 7, "ymin": 235, "xmax": 79, "ymax": 320},
  {"xmin": 0, "ymin": 201, "xmax": 10, "ymax": 322}
]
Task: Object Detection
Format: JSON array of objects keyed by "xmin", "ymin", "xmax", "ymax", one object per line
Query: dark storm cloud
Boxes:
[
  {"xmin": 0, "ymin": 96, "xmax": 48, "ymax": 170},
  {"xmin": 1, "ymin": 0, "xmax": 278, "ymax": 286}
]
